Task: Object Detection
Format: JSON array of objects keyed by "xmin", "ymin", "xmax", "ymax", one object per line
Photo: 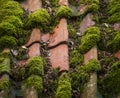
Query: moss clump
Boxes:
[
  {"xmin": 70, "ymin": 50, "xmax": 84, "ymax": 68},
  {"xmin": 0, "ymin": 36, "xmax": 17, "ymax": 49},
  {"xmin": 23, "ymin": 75, "xmax": 43, "ymax": 92},
  {"xmin": 0, "ymin": 0, "xmax": 24, "ymax": 50},
  {"xmin": 108, "ymin": 0, "xmax": 120, "ymax": 23},
  {"xmin": 50, "ymin": 0, "xmax": 59, "ymax": 7},
  {"xmin": 86, "ymin": 59, "xmax": 101, "ymax": 72},
  {"xmin": 0, "ymin": 58, "xmax": 10, "ymax": 74},
  {"xmin": 2, "ymin": 16, "xmax": 23, "ymax": 28},
  {"xmin": 107, "ymin": 31, "xmax": 120, "ymax": 53},
  {"xmin": 55, "ymin": 72, "xmax": 72, "ymax": 98},
  {"xmin": 79, "ymin": 27, "xmax": 100, "ymax": 54},
  {"xmin": 56, "ymin": 6, "xmax": 73, "ymax": 19},
  {"xmin": 69, "ymin": 0, "xmax": 80, "ymax": 6},
  {"xmin": 99, "ymin": 61, "xmax": 120, "ymax": 97},
  {"xmin": 68, "ymin": 25, "xmax": 76, "ymax": 38},
  {"xmin": 0, "ymin": 22, "xmax": 16, "ymax": 36},
  {"xmin": 15, "ymin": 47, "xmax": 28, "ymax": 60},
  {"xmin": 0, "ymin": 57, "xmax": 4, "ymax": 63},
  {"xmin": 11, "ymin": 66, "xmax": 26, "ymax": 81},
  {"xmin": 0, "ymin": 1, "xmax": 23, "ymax": 19},
  {"xmin": 0, "ymin": 77, "xmax": 10, "ymax": 90},
  {"xmin": 26, "ymin": 9, "xmax": 51, "ymax": 31},
  {"xmin": 97, "ymin": 25, "xmax": 113, "ymax": 51},
  {"xmin": 70, "ymin": 59, "xmax": 100, "ymax": 94},
  {"xmin": 80, "ymin": 0, "xmax": 99, "ymax": 14},
  {"xmin": 70, "ymin": 66, "xmax": 89, "ymax": 94},
  {"xmin": 28, "ymin": 56, "xmax": 45, "ymax": 76},
  {"xmin": 0, "ymin": 51, "xmax": 12, "ymax": 59}
]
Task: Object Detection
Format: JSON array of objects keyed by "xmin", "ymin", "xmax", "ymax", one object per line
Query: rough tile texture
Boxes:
[
  {"xmin": 41, "ymin": 33, "xmax": 50, "ymax": 42},
  {"xmin": 28, "ymin": 44, "xmax": 40, "ymax": 58},
  {"xmin": 79, "ymin": 14, "xmax": 95, "ymax": 33},
  {"xmin": 84, "ymin": 46, "xmax": 98, "ymax": 64},
  {"xmin": 25, "ymin": 28, "xmax": 41, "ymax": 47},
  {"xmin": 48, "ymin": 19, "xmax": 68, "ymax": 48},
  {"xmin": 113, "ymin": 23, "xmax": 120, "ymax": 30},
  {"xmin": 21, "ymin": 0, "xmax": 42, "ymax": 12},
  {"xmin": 49, "ymin": 44, "xmax": 69, "ymax": 71},
  {"xmin": 82, "ymin": 73, "xmax": 97, "ymax": 98},
  {"xmin": 114, "ymin": 50, "xmax": 120, "ymax": 60},
  {"xmin": 59, "ymin": 0, "xmax": 68, "ymax": 6},
  {"xmin": 79, "ymin": 5, "xmax": 88, "ymax": 15}
]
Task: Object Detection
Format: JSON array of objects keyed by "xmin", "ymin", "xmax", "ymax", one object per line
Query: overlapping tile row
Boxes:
[
  {"xmin": 48, "ymin": 18, "xmax": 69, "ymax": 71},
  {"xmin": 40, "ymin": 0, "xmax": 69, "ymax": 71},
  {"xmin": 20, "ymin": 1, "xmax": 42, "ymax": 98},
  {"xmin": 17, "ymin": 28, "xmax": 41, "ymax": 65},
  {"xmin": 79, "ymin": 1, "xmax": 99, "ymax": 98}
]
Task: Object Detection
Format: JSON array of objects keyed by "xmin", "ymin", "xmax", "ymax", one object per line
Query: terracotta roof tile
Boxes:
[
  {"xmin": 114, "ymin": 50, "xmax": 120, "ymax": 60},
  {"xmin": 79, "ymin": 14, "xmax": 95, "ymax": 33},
  {"xmin": 49, "ymin": 44, "xmax": 69, "ymax": 71},
  {"xmin": 21, "ymin": 0, "xmax": 42, "ymax": 12},
  {"xmin": 25, "ymin": 28, "xmax": 41, "ymax": 47},
  {"xmin": 59, "ymin": 0, "xmax": 68, "ymax": 6},
  {"xmin": 84, "ymin": 46, "xmax": 98, "ymax": 64},
  {"xmin": 48, "ymin": 19, "xmax": 68, "ymax": 47}
]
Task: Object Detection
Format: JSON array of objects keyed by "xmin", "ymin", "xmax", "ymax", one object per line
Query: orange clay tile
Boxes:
[
  {"xmin": 84, "ymin": 46, "xmax": 98, "ymax": 64},
  {"xmin": 48, "ymin": 19, "xmax": 68, "ymax": 47},
  {"xmin": 49, "ymin": 44, "xmax": 69, "ymax": 71},
  {"xmin": 21, "ymin": 0, "xmax": 42, "ymax": 12},
  {"xmin": 25, "ymin": 28, "xmax": 41, "ymax": 47}
]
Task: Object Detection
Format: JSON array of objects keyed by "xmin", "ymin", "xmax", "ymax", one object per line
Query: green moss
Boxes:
[
  {"xmin": 50, "ymin": 0, "xmax": 59, "ymax": 7},
  {"xmin": 87, "ymin": 3, "xmax": 98, "ymax": 13},
  {"xmin": 0, "ymin": 51, "xmax": 12, "ymax": 58},
  {"xmin": 26, "ymin": 9, "xmax": 51, "ymax": 31},
  {"xmin": 70, "ymin": 59, "xmax": 100, "ymax": 93},
  {"xmin": 0, "ymin": 0, "xmax": 13, "ymax": 4},
  {"xmin": 23, "ymin": 75, "xmax": 43, "ymax": 92},
  {"xmin": 28, "ymin": 56, "xmax": 45, "ymax": 76},
  {"xmin": 16, "ymin": 47, "xmax": 28, "ymax": 60},
  {"xmin": 107, "ymin": 31, "xmax": 120, "ymax": 53},
  {"xmin": 55, "ymin": 72, "xmax": 72, "ymax": 98},
  {"xmin": 108, "ymin": 12, "xmax": 120, "ymax": 23},
  {"xmin": 108, "ymin": 0, "xmax": 120, "ymax": 23},
  {"xmin": 80, "ymin": 0, "xmax": 99, "ymax": 4},
  {"xmin": 68, "ymin": 25, "xmax": 76, "ymax": 38},
  {"xmin": 17, "ymin": 30, "xmax": 30, "ymax": 46},
  {"xmin": 80, "ymin": 0, "xmax": 99, "ymax": 14},
  {"xmin": 12, "ymin": 66, "xmax": 26, "ymax": 81},
  {"xmin": 0, "ymin": 58, "xmax": 10, "ymax": 74},
  {"xmin": 0, "ymin": 77, "xmax": 10, "ymax": 90},
  {"xmin": 70, "ymin": 50, "xmax": 84, "ymax": 68},
  {"xmin": 2, "ymin": 16, "xmax": 23, "ymax": 28},
  {"xmin": 0, "ymin": 0, "xmax": 24, "ymax": 48},
  {"xmin": 92, "ymin": 14, "xmax": 98, "ymax": 22},
  {"xmin": 0, "ymin": 1, "xmax": 23, "ymax": 19},
  {"xmin": 70, "ymin": 65, "xmax": 89, "ymax": 94},
  {"xmin": 0, "ymin": 22, "xmax": 16, "ymax": 36},
  {"xmin": 69, "ymin": 0, "xmax": 80, "ymax": 6},
  {"xmin": 79, "ymin": 27, "xmax": 100, "ymax": 54},
  {"xmin": 0, "ymin": 57, "xmax": 4, "ymax": 63},
  {"xmin": 97, "ymin": 25, "xmax": 113, "ymax": 51},
  {"xmin": 56, "ymin": 6, "xmax": 73, "ymax": 19},
  {"xmin": 86, "ymin": 59, "xmax": 101, "ymax": 72},
  {"xmin": 0, "ymin": 36, "xmax": 17, "ymax": 49},
  {"xmin": 99, "ymin": 61, "xmax": 120, "ymax": 97}
]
